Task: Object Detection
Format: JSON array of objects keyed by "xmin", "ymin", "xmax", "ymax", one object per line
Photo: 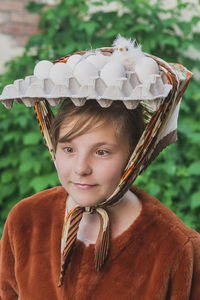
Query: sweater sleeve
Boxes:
[
  {"xmin": 0, "ymin": 215, "xmax": 18, "ymax": 300},
  {"xmin": 169, "ymin": 235, "xmax": 200, "ymax": 300}
]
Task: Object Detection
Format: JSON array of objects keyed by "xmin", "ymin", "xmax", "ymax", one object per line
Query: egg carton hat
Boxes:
[{"xmin": 0, "ymin": 35, "xmax": 192, "ymax": 286}]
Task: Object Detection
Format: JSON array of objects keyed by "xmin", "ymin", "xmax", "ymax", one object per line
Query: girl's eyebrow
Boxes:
[
  {"xmin": 92, "ymin": 142, "xmax": 118, "ymax": 148},
  {"xmin": 58, "ymin": 136, "xmax": 72, "ymax": 143},
  {"xmin": 58, "ymin": 138, "xmax": 118, "ymax": 148}
]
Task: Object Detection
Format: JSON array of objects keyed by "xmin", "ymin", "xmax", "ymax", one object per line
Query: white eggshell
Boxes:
[
  {"xmin": 135, "ymin": 57, "xmax": 160, "ymax": 83},
  {"xmin": 34, "ymin": 60, "xmax": 53, "ymax": 79},
  {"xmin": 86, "ymin": 54, "xmax": 108, "ymax": 70},
  {"xmin": 100, "ymin": 61, "xmax": 126, "ymax": 86},
  {"xmin": 49, "ymin": 63, "xmax": 73, "ymax": 84},
  {"xmin": 66, "ymin": 54, "xmax": 82, "ymax": 70},
  {"xmin": 73, "ymin": 61, "xmax": 98, "ymax": 85}
]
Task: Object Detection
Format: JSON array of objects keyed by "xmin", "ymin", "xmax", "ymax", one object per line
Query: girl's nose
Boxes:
[{"xmin": 74, "ymin": 154, "xmax": 92, "ymax": 176}]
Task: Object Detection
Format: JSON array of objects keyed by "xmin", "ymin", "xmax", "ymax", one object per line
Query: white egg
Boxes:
[
  {"xmin": 100, "ymin": 61, "xmax": 126, "ymax": 86},
  {"xmin": 73, "ymin": 61, "xmax": 99, "ymax": 86},
  {"xmin": 33, "ymin": 60, "xmax": 53, "ymax": 79},
  {"xmin": 66, "ymin": 54, "xmax": 82, "ymax": 70},
  {"xmin": 49, "ymin": 63, "xmax": 73, "ymax": 85},
  {"xmin": 135, "ymin": 57, "xmax": 160, "ymax": 83},
  {"xmin": 86, "ymin": 54, "xmax": 108, "ymax": 70}
]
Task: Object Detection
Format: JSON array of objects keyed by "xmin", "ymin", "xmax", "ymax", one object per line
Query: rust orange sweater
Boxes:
[{"xmin": 0, "ymin": 186, "xmax": 200, "ymax": 299}]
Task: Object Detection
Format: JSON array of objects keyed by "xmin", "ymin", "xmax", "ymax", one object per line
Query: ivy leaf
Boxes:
[
  {"xmin": 191, "ymin": 16, "xmax": 200, "ymax": 25},
  {"xmin": 0, "ymin": 184, "xmax": 16, "ymax": 201},
  {"xmin": 92, "ymin": 1, "xmax": 103, "ymax": 6},
  {"xmin": 146, "ymin": 183, "xmax": 161, "ymax": 197},
  {"xmin": 131, "ymin": 24, "xmax": 152, "ymax": 33},
  {"xmin": 161, "ymin": 36, "xmax": 179, "ymax": 47},
  {"xmin": 1, "ymin": 170, "xmax": 14, "ymax": 184},
  {"xmin": 187, "ymin": 162, "xmax": 200, "ymax": 175},
  {"xmin": 189, "ymin": 133, "xmax": 200, "ymax": 144},
  {"xmin": 29, "ymin": 173, "xmax": 59, "ymax": 193},
  {"xmin": 23, "ymin": 132, "xmax": 41, "ymax": 145},
  {"xmin": 29, "ymin": 176, "xmax": 48, "ymax": 192},
  {"xmin": 193, "ymin": 39, "xmax": 200, "ymax": 51},
  {"xmin": 191, "ymin": 192, "xmax": 200, "ymax": 210},
  {"xmin": 80, "ymin": 21, "xmax": 98, "ymax": 36},
  {"xmin": 19, "ymin": 161, "xmax": 34, "ymax": 173},
  {"xmin": 0, "ymin": 157, "xmax": 13, "ymax": 168},
  {"xmin": 26, "ymin": 1, "xmax": 44, "ymax": 13},
  {"xmin": 163, "ymin": 18, "xmax": 179, "ymax": 27}
]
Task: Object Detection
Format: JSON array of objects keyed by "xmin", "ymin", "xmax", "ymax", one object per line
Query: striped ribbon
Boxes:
[{"xmin": 58, "ymin": 206, "xmax": 110, "ymax": 287}]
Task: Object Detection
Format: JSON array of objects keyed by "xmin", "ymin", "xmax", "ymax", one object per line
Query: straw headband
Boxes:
[{"xmin": 0, "ymin": 35, "xmax": 192, "ymax": 286}]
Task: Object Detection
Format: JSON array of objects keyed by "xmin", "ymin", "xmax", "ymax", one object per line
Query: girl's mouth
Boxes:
[{"xmin": 72, "ymin": 182, "xmax": 98, "ymax": 190}]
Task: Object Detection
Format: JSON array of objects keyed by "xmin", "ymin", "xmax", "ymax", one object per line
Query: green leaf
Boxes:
[
  {"xmin": 178, "ymin": 21, "xmax": 191, "ymax": 35},
  {"xmin": 26, "ymin": 1, "xmax": 44, "ymax": 13},
  {"xmin": 33, "ymin": 162, "xmax": 42, "ymax": 174},
  {"xmin": 19, "ymin": 161, "xmax": 34, "ymax": 173},
  {"xmin": 92, "ymin": 1, "xmax": 103, "ymax": 6},
  {"xmin": 181, "ymin": 40, "xmax": 191, "ymax": 51},
  {"xmin": 161, "ymin": 36, "xmax": 179, "ymax": 47},
  {"xmin": 3, "ymin": 132, "xmax": 21, "ymax": 142},
  {"xmin": 193, "ymin": 39, "xmax": 200, "ymax": 51},
  {"xmin": 187, "ymin": 162, "xmax": 200, "ymax": 175},
  {"xmin": 29, "ymin": 176, "xmax": 49, "ymax": 192},
  {"xmin": 191, "ymin": 16, "xmax": 200, "ymax": 26},
  {"xmin": 130, "ymin": 24, "xmax": 152, "ymax": 33},
  {"xmin": 79, "ymin": 4, "xmax": 88, "ymax": 13},
  {"xmin": 191, "ymin": 192, "xmax": 200, "ymax": 209},
  {"xmin": 29, "ymin": 173, "xmax": 58, "ymax": 193},
  {"xmin": 23, "ymin": 132, "xmax": 41, "ymax": 145},
  {"xmin": 163, "ymin": 18, "xmax": 179, "ymax": 27},
  {"xmin": 80, "ymin": 21, "xmax": 98, "ymax": 36},
  {"xmin": 0, "ymin": 157, "xmax": 13, "ymax": 168},
  {"xmin": 0, "ymin": 184, "xmax": 16, "ymax": 201},
  {"xmin": 146, "ymin": 183, "xmax": 161, "ymax": 197},
  {"xmin": 1, "ymin": 170, "xmax": 14, "ymax": 184}
]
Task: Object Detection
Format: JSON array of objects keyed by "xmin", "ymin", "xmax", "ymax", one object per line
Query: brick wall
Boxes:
[
  {"xmin": 0, "ymin": 0, "xmax": 60, "ymax": 72},
  {"xmin": 0, "ymin": 0, "xmax": 41, "ymax": 47}
]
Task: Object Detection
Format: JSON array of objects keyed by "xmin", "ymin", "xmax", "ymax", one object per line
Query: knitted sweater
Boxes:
[{"xmin": 0, "ymin": 186, "xmax": 200, "ymax": 300}]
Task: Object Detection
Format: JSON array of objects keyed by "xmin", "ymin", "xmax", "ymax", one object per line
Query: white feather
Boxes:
[{"xmin": 112, "ymin": 34, "xmax": 144, "ymax": 70}]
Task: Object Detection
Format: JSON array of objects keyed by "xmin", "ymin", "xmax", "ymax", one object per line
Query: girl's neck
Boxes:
[{"xmin": 66, "ymin": 190, "xmax": 142, "ymax": 246}]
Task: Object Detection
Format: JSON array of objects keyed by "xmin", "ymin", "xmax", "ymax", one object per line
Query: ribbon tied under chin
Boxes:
[{"xmin": 58, "ymin": 205, "xmax": 110, "ymax": 287}]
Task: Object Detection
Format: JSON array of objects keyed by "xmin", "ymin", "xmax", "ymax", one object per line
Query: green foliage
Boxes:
[
  {"xmin": 0, "ymin": 103, "xmax": 59, "ymax": 221},
  {"xmin": 0, "ymin": 0, "xmax": 200, "ymax": 235}
]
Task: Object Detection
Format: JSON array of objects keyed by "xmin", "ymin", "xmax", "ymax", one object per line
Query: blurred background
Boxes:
[{"xmin": 0, "ymin": 0, "xmax": 200, "ymax": 236}]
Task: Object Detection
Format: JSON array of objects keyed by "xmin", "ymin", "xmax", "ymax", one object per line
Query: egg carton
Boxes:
[{"xmin": 0, "ymin": 71, "xmax": 172, "ymax": 110}]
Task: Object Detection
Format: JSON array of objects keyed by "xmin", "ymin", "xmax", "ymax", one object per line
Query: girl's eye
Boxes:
[
  {"xmin": 96, "ymin": 149, "xmax": 109, "ymax": 156},
  {"xmin": 64, "ymin": 146, "xmax": 73, "ymax": 153}
]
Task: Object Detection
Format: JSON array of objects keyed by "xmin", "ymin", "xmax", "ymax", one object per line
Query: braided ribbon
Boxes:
[{"xmin": 58, "ymin": 206, "xmax": 110, "ymax": 287}]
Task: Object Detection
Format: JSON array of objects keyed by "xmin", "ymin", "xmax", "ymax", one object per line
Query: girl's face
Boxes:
[{"xmin": 55, "ymin": 118, "xmax": 130, "ymax": 207}]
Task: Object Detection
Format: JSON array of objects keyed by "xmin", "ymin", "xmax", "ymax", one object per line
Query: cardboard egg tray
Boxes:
[{"xmin": 0, "ymin": 70, "xmax": 172, "ymax": 110}]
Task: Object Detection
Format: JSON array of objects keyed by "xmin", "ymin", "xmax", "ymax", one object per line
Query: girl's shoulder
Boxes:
[
  {"xmin": 6, "ymin": 186, "xmax": 67, "ymax": 230},
  {"xmin": 131, "ymin": 186, "xmax": 200, "ymax": 249}
]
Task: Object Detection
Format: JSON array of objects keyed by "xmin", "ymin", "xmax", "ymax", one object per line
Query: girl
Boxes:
[{"xmin": 0, "ymin": 36, "xmax": 200, "ymax": 299}]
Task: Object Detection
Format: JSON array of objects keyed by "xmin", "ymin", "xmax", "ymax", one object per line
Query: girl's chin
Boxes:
[
  {"xmin": 65, "ymin": 185, "xmax": 114, "ymax": 207},
  {"xmin": 68, "ymin": 193, "xmax": 105, "ymax": 207},
  {"xmin": 73, "ymin": 198, "xmax": 103, "ymax": 207}
]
